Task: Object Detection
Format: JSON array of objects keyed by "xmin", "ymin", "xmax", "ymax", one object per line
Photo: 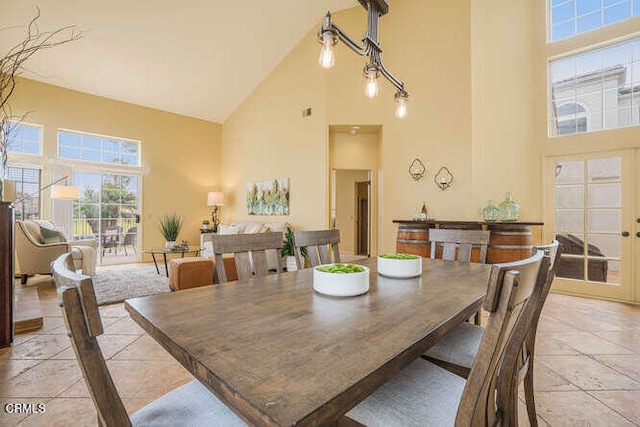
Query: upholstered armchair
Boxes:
[{"xmin": 15, "ymin": 220, "xmax": 97, "ymax": 284}]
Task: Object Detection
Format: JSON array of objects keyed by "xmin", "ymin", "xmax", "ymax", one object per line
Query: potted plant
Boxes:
[
  {"xmin": 157, "ymin": 213, "xmax": 182, "ymax": 248},
  {"xmin": 281, "ymin": 227, "xmax": 306, "ymax": 271},
  {"xmin": 202, "ymin": 219, "xmax": 210, "ymax": 231}
]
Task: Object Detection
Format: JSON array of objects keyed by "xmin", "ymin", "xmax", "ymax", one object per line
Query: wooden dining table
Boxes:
[{"xmin": 125, "ymin": 257, "xmax": 491, "ymax": 426}]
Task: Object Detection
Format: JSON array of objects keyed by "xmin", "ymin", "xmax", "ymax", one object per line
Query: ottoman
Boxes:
[{"xmin": 168, "ymin": 257, "xmax": 214, "ymax": 291}]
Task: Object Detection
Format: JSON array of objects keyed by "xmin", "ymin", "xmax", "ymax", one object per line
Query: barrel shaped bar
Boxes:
[{"xmin": 394, "ymin": 220, "xmax": 542, "ymax": 264}]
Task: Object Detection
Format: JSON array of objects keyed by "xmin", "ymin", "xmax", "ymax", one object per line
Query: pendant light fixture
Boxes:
[{"xmin": 317, "ymin": 0, "xmax": 409, "ymax": 118}]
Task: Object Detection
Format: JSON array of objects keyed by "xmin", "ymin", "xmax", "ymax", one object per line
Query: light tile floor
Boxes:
[{"xmin": 1, "ymin": 275, "xmax": 639, "ymax": 426}]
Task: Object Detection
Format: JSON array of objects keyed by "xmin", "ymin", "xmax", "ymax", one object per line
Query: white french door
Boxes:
[
  {"xmin": 72, "ymin": 171, "xmax": 141, "ymax": 265},
  {"xmin": 546, "ymin": 149, "xmax": 639, "ymax": 303}
]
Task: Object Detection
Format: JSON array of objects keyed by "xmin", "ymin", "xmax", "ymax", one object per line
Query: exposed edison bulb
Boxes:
[
  {"xmin": 365, "ymin": 72, "xmax": 379, "ymax": 98},
  {"xmin": 318, "ymin": 37, "xmax": 335, "ymax": 69},
  {"xmin": 395, "ymin": 97, "xmax": 408, "ymax": 118}
]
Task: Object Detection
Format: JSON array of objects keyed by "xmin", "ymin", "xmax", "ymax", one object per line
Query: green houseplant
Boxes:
[
  {"xmin": 157, "ymin": 213, "xmax": 182, "ymax": 248},
  {"xmin": 282, "ymin": 227, "xmax": 306, "ymax": 271}
]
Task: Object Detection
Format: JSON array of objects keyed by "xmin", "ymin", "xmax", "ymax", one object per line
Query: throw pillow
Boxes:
[
  {"xmin": 40, "ymin": 226, "xmax": 65, "ymax": 244},
  {"xmin": 259, "ymin": 224, "xmax": 271, "ymax": 233},
  {"xmin": 218, "ymin": 225, "xmax": 240, "ymax": 235},
  {"xmin": 245, "ymin": 223, "xmax": 264, "ymax": 234}
]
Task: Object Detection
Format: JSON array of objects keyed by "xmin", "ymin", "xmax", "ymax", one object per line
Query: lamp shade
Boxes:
[
  {"xmin": 2, "ymin": 180, "xmax": 16, "ymax": 202},
  {"xmin": 50, "ymin": 185, "xmax": 80, "ymax": 200},
  {"xmin": 207, "ymin": 191, "xmax": 224, "ymax": 206}
]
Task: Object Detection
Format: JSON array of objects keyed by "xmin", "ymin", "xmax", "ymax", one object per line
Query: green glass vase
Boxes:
[
  {"xmin": 498, "ymin": 192, "xmax": 520, "ymax": 221},
  {"xmin": 482, "ymin": 200, "xmax": 500, "ymax": 222}
]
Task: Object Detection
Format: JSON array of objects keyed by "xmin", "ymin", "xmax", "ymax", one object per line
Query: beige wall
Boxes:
[
  {"xmin": 8, "ymin": 78, "xmax": 221, "ymax": 251},
  {"xmin": 220, "ymin": 30, "xmax": 329, "ymax": 231},
  {"xmin": 334, "ymin": 169, "xmax": 369, "ymax": 254},
  {"xmin": 470, "ymin": 0, "xmax": 538, "ymax": 221}
]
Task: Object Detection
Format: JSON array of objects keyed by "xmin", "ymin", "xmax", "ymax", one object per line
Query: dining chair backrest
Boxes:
[
  {"xmin": 456, "ymin": 249, "xmax": 548, "ymax": 426},
  {"xmin": 293, "ymin": 229, "xmax": 341, "ymax": 268},
  {"xmin": 428, "ymin": 229, "xmax": 490, "ymax": 263},
  {"xmin": 209, "ymin": 232, "xmax": 284, "ymax": 283},
  {"xmin": 524, "ymin": 240, "xmax": 562, "ymax": 358},
  {"xmin": 52, "ymin": 253, "xmax": 131, "ymax": 427}
]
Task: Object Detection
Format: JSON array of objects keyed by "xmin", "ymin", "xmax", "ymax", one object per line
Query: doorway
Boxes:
[
  {"xmin": 546, "ymin": 149, "xmax": 639, "ymax": 303},
  {"xmin": 331, "ymin": 169, "xmax": 371, "ymax": 257},
  {"xmin": 356, "ymin": 181, "xmax": 369, "ymax": 256},
  {"xmin": 328, "ymin": 124, "xmax": 380, "ymax": 257}
]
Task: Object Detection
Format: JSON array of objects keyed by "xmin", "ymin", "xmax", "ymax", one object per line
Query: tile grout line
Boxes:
[{"xmin": 583, "ymin": 389, "xmax": 639, "ymax": 426}]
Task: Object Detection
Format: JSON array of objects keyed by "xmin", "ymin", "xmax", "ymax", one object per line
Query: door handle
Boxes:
[{"xmin": 621, "ymin": 231, "xmax": 630, "ymax": 237}]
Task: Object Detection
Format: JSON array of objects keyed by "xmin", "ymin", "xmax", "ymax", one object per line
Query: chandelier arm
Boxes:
[
  {"xmin": 331, "ymin": 23, "xmax": 368, "ymax": 57},
  {"xmin": 371, "ymin": 51, "xmax": 405, "ymax": 93}
]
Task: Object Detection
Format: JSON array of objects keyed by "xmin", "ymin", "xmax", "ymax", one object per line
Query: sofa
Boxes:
[
  {"xmin": 555, "ymin": 234, "xmax": 608, "ymax": 282},
  {"xmin": 15, "ymin": 220, "xmax": 97, "ymax": 283},
  {"xmin": 201, "ymin": 220, "xmax": 290, "ymax": 272}
]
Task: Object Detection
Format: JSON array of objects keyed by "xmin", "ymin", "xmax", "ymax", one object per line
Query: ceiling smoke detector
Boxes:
[{"xmin": 350, "ymin": 126, "xmax": 360, "ymax": 135}]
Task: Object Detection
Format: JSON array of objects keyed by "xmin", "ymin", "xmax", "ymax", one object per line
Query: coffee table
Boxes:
[{"xmin": 142, "ymin": 247, "xmax": 202, "ymax": 277}]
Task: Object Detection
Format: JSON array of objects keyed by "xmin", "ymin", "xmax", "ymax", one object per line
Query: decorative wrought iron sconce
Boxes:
[
  {"xmin": 409, "ymin": 158, "xmax": 426, "ymax": 181},
  {"xmin": 434, "ymin": 167, "xmax": 454, "ymax": 190}
]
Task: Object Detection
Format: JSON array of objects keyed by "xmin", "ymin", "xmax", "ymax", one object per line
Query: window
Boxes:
[
  {"xmin": 550, "ymin": 0, "xmax": 640, "ymax": 42},
  {"xmin": 557, "ymin": 103, "xmax": 589, "ymax": 134},
  {"xmin": 58, "ymin": 130, "xmax": 140, "ymax": 166},
  {"xmin": 7, "ymin": 166, "xmax": 41, "ymax": 220},
  {"xmin": 549, "ymin": 36, "xmax": 640, "ymax": 136},
  {"xmin": 5, "ymin": 123, "xmax": 42, "ymax": 155}
]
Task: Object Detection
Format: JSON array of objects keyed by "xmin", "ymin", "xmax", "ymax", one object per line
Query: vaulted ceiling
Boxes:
[{"xmin": 0, "ymin": 0, "xmax": 357, "ymax": 123}]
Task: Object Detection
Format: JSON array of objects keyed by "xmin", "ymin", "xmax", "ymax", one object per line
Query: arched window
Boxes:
[{"xmin": 556, "ymin": 103, "xmax": 587, "ymax": 135}]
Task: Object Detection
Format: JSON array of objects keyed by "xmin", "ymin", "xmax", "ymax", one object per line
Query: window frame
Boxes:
[
  {"xmin": 547, "ymin": 34, "xmax": 640, "ymax": 138},
  {"xmin": 5, "ymin": 122, "xmax": 43, "ymax": 157},
  {"xmin": 57, "ymin": 128, "xmax": 141, "ymax": 168},
  {"xmin": 6, "ymin": 164, "xmax": 43, "ymax": 220},
  {"xmin": 549, "ymin": 0, "xmax": 640, "ymax": 43}
]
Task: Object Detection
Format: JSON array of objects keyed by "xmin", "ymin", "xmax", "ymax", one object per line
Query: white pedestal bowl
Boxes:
[
  {"xmin": 377, "ymin": 255, "xmax": 422, "ymax": 278},
  {"xmin": 313, "ymin": 264, "xmax": 370, "ymax": 297}
]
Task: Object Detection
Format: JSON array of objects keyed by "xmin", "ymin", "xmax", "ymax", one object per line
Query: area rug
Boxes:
[{"xmin": 93, "ymin": 265, "xmax": 171, "ymax": 306}]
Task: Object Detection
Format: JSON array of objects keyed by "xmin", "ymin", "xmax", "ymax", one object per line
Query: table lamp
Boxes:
[{"xmin": 207, "ymin": 192, "xmax": 224, "ymax": 232}]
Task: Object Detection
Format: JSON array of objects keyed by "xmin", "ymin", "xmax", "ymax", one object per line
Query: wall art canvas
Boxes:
[{"xmin": 247, "ymin": 178, "xmax": 290, "ymax": 215}]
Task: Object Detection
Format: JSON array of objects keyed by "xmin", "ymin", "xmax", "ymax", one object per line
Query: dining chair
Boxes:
[
  {"xmin": 428, "ymin": 228, "xmax": 490, "ymax": 263},
  {"xmin": 51, "ymin": 253, "xmax": 246, "ymax": 427},
  {"xmin": 346, "ymin": 249, "xmax": 548, "ymax": 426},
  {"xmin": 421, "ymin": 240, "xmax": 561, "ymax": 426},
  {"xmin": 292, "ymin": 229, "xmax": 341, "ymax": 268},
  {"xmin": 209, "ymin": 232, "xmax": 283, "ymax": 283}
]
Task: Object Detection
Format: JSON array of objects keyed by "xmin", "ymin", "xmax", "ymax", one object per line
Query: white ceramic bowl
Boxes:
[
  {"xmin": 377, "ymin": 255, "xmax": 422, "ymax": 278},
  {"xmin": 313, "ymin": 264, "xmax": 370, "ymax": 297}
]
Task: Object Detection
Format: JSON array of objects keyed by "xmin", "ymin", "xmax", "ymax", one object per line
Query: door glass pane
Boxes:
[
  {"xmin": 588, "ymin": 209, "xmax": 621, "ymax": 233},
  {"xmin": 587, "ymin": 183, "xmax": 621, "ymax": 207},
  {"xmin": 556, "ymin": 185, "xmax": 584, "ymax": 208},
  {"xmin": 588, "ymin": 157, "xmax": 621, "ymax": 182},
  {"xmin": 555, "ymin": 161, "xmax": 585, "ymax": 184},
  {"xmin": 556, "ymin": 210, "xmax": 585, "ymax": 232},
  {"xmin": 588, "ymin": 259, "xmax": 621, "ymax": 283},
  {"xmin": 588, "ymin": 234, "xmax": 620, "ymax": 258}
]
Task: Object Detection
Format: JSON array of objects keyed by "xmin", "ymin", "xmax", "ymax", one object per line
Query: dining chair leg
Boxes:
[{"xmin": 524, "ymin": 360, "xmax": 538, "ymax": 427}]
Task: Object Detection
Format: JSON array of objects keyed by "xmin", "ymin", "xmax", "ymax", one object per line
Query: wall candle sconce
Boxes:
[
  {"xmin": 409, "ymin": 159, "xmax": 426, "ymax": 181},
  {"xmin": 434, "ymin": 167, "xmax": 454, "ymax": 190}
]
